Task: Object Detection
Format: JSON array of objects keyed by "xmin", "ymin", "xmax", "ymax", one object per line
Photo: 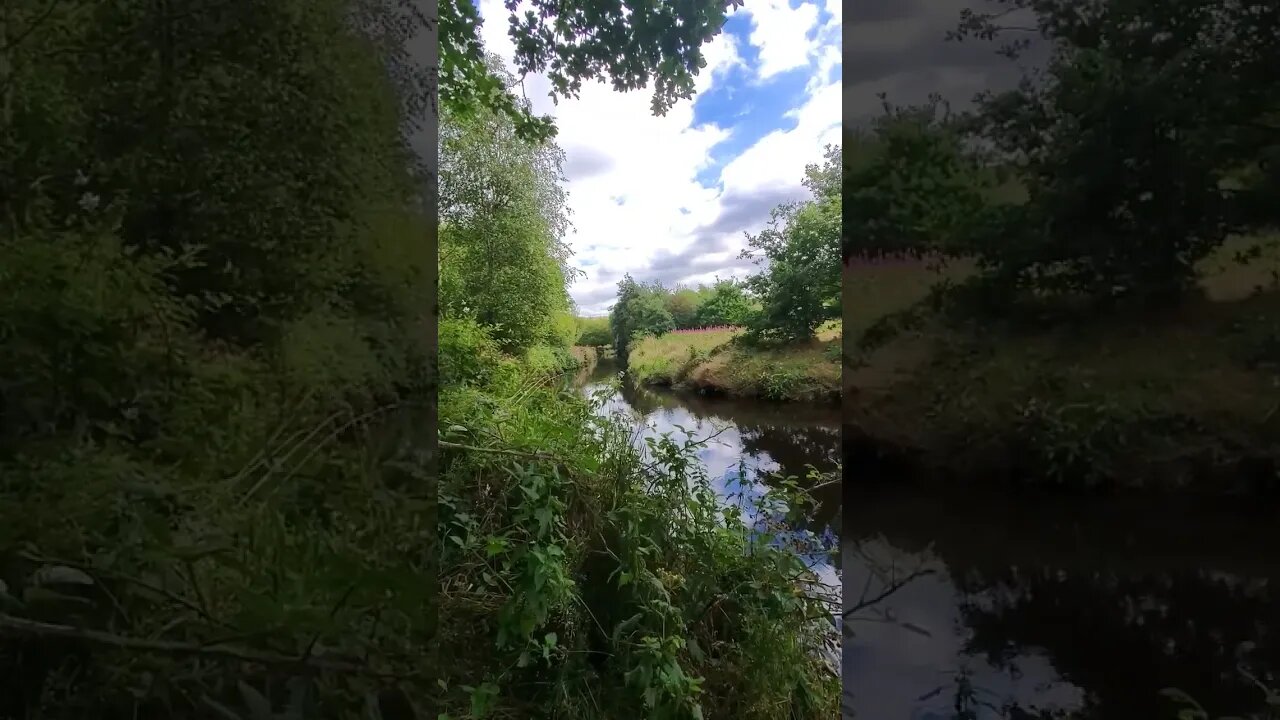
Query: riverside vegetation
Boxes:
[
  {"xmin": 846, "ymin": 0, "xmax": 1280, "ymax": 496},
  {"xmin": 0, "ymin": 0, "xmax": 836, "ymax": 718},
  {"xmin": 843, "ymin": 1, "xmax": 1280, "ymax": 717},
  {"xmin": 437, "ymin": 42, "xmax": 838, "ymax": 720},
  {"xmin": 599, "ymin": 147, "xmax": 841, "ymax": 403}
]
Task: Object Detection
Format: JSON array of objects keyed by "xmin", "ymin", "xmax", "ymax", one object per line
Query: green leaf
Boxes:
[{"xmin": 32, "ymin": 565, "xmax": 94, "ymax": 587}]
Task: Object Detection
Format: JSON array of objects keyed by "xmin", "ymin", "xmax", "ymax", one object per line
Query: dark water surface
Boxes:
[
  {"xmin": 843, "ymin": 481, "xmax": 1280, "ymax": 719},
  {"xmin": 575, "ymin": 357, "xmax": 842, "ymax": 604}
]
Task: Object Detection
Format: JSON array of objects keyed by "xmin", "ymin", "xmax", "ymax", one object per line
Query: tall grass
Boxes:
[{"xmin": 626, "ymin": 322, "xmax": 841, "ymax": 402}]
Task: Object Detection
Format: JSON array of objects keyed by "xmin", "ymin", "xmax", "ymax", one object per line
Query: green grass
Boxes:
[
  {"xmin": 846, "ymin": 234, "xmax": 1280, "ymax": 340},
  {"xmin": 846, "ymin": 234, "xmax": 1280, "ymax": 491},
  {"xmin": 845, "ymin": 255, "xmax": 976, "ymax": 337},
  {"xmin": 629, "ymin": 321, "xmax": 841, "ymax": 402}
]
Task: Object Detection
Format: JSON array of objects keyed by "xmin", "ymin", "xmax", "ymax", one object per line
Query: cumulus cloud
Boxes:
[
  {"xmin": 476, "ymin": 0, "xmax": 840, "ymax": 316},
  {"xmin": 844, "ymin": 0, "xmax": 1049, "ymax": 124}
]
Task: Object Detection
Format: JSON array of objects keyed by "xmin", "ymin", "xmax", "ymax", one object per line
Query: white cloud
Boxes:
[
  {"xmin": 473, "ymin": 0, "xmax": 840, "ymax": 316},
  {"xmin": 744, "ymin": 0, "xmax": 822, "ymax": 81},
  {"xmin": 720, "ymin": 79, "xmax": 842, "ymax": 199}
]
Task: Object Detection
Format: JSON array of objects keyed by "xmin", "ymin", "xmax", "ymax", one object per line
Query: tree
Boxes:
[
  {"xmin": 439, "ymin": 56, "xmax": 578, "ymax": 352},
  {"xmin": 609, "ymin": 275, "xmax": 674, "ymax": 358},
  {"xmin": 576, "ymin": 318, "xmax": 613, "ymax": 347},
  {"xmin": 1, "ymin": 0, "xmax": 437, "ymax": 714},
  {"xmin": 741, "ymin": 146, "xmax": 842, "ymax": 343},
  {"xmin": 844, "ymin": 99, "xmax": 993, "ymax": 264},
  {"xmin": 951, "ymin": 0, "xmax": 1280, "ymax": 302},
  {"xmin": 695, "ymin": 278, "xmax": 754, "ymax": 327},
  {"xmin": 441, "ymin": 0, "xmax": 745, "ymax": 141},
  {"xmin": 666, "ymin": 286, "xmax": 701, "ymax": 328}
]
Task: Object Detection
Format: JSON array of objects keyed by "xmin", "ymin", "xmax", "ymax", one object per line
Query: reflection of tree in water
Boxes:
[
  {"xmin": 843, "ymin": 493, "xmax": 1280, "ymax": 720},
  {"xmin": 739, "ymin": 424, "xmax": 840, "ymax": 476},
  {"xmin": 953, "ymin": 567, "xmax": 1277, "ymax": 719}
]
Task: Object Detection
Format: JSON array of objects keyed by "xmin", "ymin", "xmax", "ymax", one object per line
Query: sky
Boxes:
[
  {"xmin": 844, "ymin": 0, "xmax": 1048, "ymax": 126},
  {"xmin": 477, "ymin": 0, "xmax": 842, "ymax": 317}
]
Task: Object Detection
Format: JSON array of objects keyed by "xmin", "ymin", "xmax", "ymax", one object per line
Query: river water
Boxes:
[
  {"xmin": 574, "ymin": 358, "xmax": 843, "ymax": 652},
  {"xmin": 572, "ymin": 358, "xmax": 1280, "ymax": 719},
  {"xmin": 844, "ymin": 480, "xmax": 1280, "ymax": 719}
]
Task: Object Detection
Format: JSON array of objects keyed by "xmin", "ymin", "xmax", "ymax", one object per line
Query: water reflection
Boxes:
[
  {"xmin": 843, "ymin": 482, "xmax": 1280, "ymax": 719},
  {"xmin": 575, "ymin": 359, "xmax": 842, "ymax": 634}
]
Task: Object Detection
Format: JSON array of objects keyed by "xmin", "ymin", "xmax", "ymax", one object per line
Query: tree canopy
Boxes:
[
  {"xmin": 441, "ymin": 0, "xmax": 745, "ymax": 140},
  {"xmin": 742, "ymin": 145, "xmax": 843, "ymax": 342},
  {"xmin": 439, "ymin": 56, "xmax": 578, "ymax": 353},
  {"xmin": 951, "ymin": 0, "xmax": 1280, "ymax": 301}
]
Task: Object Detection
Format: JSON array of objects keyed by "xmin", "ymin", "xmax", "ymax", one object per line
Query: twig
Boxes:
[
  {"xmin": 808, "ymin": 478, "xmax": 840, "ymax": 494},
  {"xmin": 844, "ymin": 568, "xmax": 936, "ymax": 619},
  {"xmin": 438, "ymin": 440, "xmax": 561, "ymax": 462},
  {"xmin": 0, "ymin": 0, "xmax": 62, "ymax": 53},
  {"xmin": 300, "ymin": 582, "xmax": 359, "ymax": 662},
  {"xmin": 17, "ymin": 551, "xmax": 234, "ymax": 631},
  {"xmin": 0, "ymin": 614, "xmax": 409, "ymax": 678}
]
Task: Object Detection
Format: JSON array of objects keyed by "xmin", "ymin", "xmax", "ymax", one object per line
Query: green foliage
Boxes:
[
  {"xmin": 524, "ymin": 343, "xmax": 577, "ymax": 375},
  {"xmin": 575, "ymin": 316, "xmax": 614, "ymax": 347},
  {"xmin": 437, "ymin": 337, "xmax": 838, "ymax": 717},
  {"xmin": 843, "ymin": 100, "xmax": 992, "ymax": 263},
  {"xmin": 610, "ymin": 275, "xmax": 676, "ymax": 359},
  {"xmin": 741, "ymin": 146, "xmax": 842, "ymax": 343},
  {"xmin": 1, "ymin": 0, "xmax": 437, "ymax": 715},
  {"xmin": 441, "ymin": 0, "xmax": 745, "ymax": 141},
  {"xmin": 695, "ymin": 279, "xmax": 755, "ymax": 327},
  {"xmin": 439, "ymin": 57, "xmax": 578, "ymax": 353},
  {"xmin": 440, "ymin": 317, "xmax": 508, "ymax": 388},
  {"xmin": 666, "ymin": 287, "xmax": 702, "ymax": 329},
  {"xmin": 951, "ymin": 0, "xmax": 1280, "ymax": 303}
]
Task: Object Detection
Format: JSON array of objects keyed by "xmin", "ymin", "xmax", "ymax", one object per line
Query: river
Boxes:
[
  {"xmin": 844, "ymin": 479, "xmax": 1280, "ymax": 719},
  {"xmin": 573, "ymin": 357, "xmax": 843, "ymax": 660}
]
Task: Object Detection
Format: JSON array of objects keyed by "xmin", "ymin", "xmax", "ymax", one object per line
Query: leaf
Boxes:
[
  {"xmin": 237, "ymin": 681, "xmax": 272, "ymax": 720},
  {"xmin": 201, "ymin": 696, "xmax": 245, "ymax": 720},
  {"xmin": 1159, "ymin": 688, "xmax": 1204, "ymax": 710},
  {"xmin": 284, "ymin": 677, "xmax": 312, "ymax": 720},
  {"xmin": 32, "ymin": 565, "xmax": 94, "ymax": 587},
  {"xmin": 0, "ymin": 580, "xmax": 22, "ymax": 612},
  {"xmin": 469, "ymin": 682, "xmax": 499, "ymax": 718}
]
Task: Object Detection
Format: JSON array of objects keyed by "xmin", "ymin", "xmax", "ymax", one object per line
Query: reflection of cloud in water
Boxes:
[
  {"xmin": 582, "ymin": 378, "xmax": 841, "ymax": 597},
  {"xmin": 844, "ymin": 539, "xmax": 1084, "ymax": 719}
]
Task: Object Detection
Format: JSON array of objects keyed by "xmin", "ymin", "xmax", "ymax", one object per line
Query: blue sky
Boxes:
[{"xmin": 478, "ymin": 0, "xmax": 841, "ymax": 316}]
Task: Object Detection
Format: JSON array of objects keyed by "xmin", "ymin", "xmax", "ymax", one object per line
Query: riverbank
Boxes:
[
  {"xmin": 438, "ymin": 319, "xmax": 839, "ymax": 717},
  {"xmin": 627, "ymin": 322, "xmax": 841, "ymax": 403},
  {"xmin": 846, "ymin": 238, "xmax": 1280, "ymax": 493}
]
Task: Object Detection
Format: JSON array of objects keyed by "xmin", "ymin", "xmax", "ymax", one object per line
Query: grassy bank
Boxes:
[
  {"xmin": 847, "ymin": 236, "xmax": 1280, "ymax": 491},
  {"xmin": 438, "ymin": 319, "xmax": 838, "ymax": 718},
  {"xmin": 628, "ymin": 322, "xmax": 841, "ymax": 403}
]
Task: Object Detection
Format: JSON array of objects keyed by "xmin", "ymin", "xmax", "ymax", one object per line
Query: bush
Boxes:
[
  {"xmin": 577, "ymin": 324, "xmax": 613, "ymax": 347},
  {"xmin": 439, "ymin": 317, "xmax": 505, "ymax": 387}
]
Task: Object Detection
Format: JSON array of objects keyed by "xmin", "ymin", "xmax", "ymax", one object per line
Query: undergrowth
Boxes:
[{"xmin": 437, "ymin": 318, "xmax": 838, "ymax": 719}]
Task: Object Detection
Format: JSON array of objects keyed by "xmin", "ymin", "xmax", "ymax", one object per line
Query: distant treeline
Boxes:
[{"xmin": 573, "ymin": 277, "xmax": 756, "ymax": 347}]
